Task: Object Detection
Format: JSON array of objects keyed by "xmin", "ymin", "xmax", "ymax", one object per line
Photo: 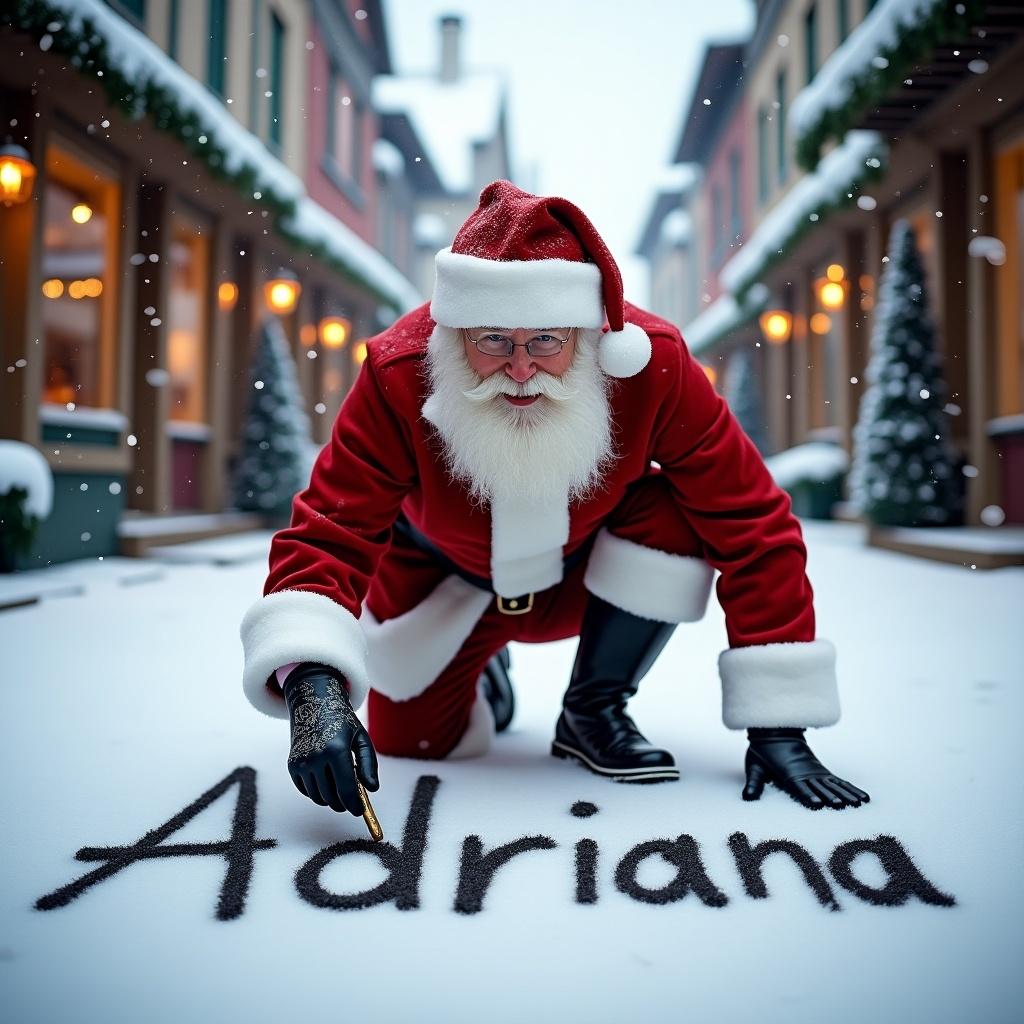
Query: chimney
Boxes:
[{"xmin": 439, "ymin": 15, "xmax": 461, "ymax": 84}]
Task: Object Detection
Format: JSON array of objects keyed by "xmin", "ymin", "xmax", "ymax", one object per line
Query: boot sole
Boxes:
[{"xmin": 551, "ymin": 740, "xmax": 680, "ymax": 784}]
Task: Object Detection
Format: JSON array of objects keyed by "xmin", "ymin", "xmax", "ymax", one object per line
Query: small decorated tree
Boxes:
[
  {"xmin": 232, "ymin": 318, "xmax": 313, "ymax": 523},
  {"xmin": 849, "ymin": 218, "xmax": 963, "ymax": 527},
  {"xmin": 723, "ymin": 347, "xmax": 769, "ymax": 454}
]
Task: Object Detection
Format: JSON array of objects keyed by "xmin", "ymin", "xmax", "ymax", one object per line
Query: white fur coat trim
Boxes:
[
  {"xmin": 362, "ymin": 575, "xmax": 493, "ymax": 702},
  {"xmin": 583, "ymin": 529, "xmax": 715, "ymax": 623},
  {"xmin": 719, "ymin": 638, "xmax": 841, "ymax": 729},
  {"xmin": 430, "ymin": 246, "xmax": 604, "ymax": 329},
  {"xmin": 239, "ymin": 589, "xmax": 371, "ymax": 719},
  {"xmin": 490, "ymin": 489, "xmax": 570, "ymax": 597},
  {"xmin": 446, "ymin": 679, "xmax": 496, "ymax": 759}
]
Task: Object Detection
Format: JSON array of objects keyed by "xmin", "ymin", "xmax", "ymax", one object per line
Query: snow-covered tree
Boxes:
[
  {"xmin": 232, "ymin": 318, "xmax": 313, "ymax": 521},
  {"xmin": 849, "ymin": 218, "xmax": 963, "ymax": 527},
  {"xmin": 723, "ymin": 347, "xmax": 769, "ymax": 454}
]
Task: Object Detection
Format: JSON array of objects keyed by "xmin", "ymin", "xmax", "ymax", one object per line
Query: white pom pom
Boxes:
[{"xmin": 598, "ymin": 322, "xmax": 652, "ymax": 378}]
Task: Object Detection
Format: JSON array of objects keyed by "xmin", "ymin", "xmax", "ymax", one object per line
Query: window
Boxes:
[
  {"xmin": 269, "ymin": 11, "xmax": 285, "ymax": 148},
  {"xmin": 168, "ymin": 0, "xmax": 179, "ymax": 61},
  {"xmin": 994, "ymin": 140, "xmax": 1024, "ymax": 415},
  {"xmin": 207, "ymin": 0, "xmax": 228, "ymax": 97},
  {"xmin": 106, "ymin": 0, "xmax": 146, "ymax": 24},
  {"xmin": 729, "ymin": 148, "xmax": 742, "ymax": 243},
  {"xmin": 711, "ymin": 184, "xmax": 723, "ymax": 263},
  {"xmin": 40, "ymin": 142, "xmax": 120, "ymax": 410},
  {"xmin": 757, "ymin": 105, "xmax": 769, "ymax": 203},
  {"xmin": 326, "ymin": 66, "xmax": 364, "ymax": 188},
  {"xmin": 776, "ymin": 68, "xmax": 787, "ymax": 185},
  {"xmin": 837, "ymin": 0, "xmax": 850, "ymax": 42},
  {"xmin": 166, "ymin": 210, "xmax": 211, "ymax": 423},
  {"xmin": 805, "ymin": 3, "xmax": 817, "ymax": 84}
]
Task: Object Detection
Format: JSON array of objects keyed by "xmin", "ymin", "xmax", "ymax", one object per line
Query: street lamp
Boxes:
[
  {"xmin": 263, "ymin": 269, "xmax": 301, "ymax": 315},
  {"xmin": 217, "ymin": 281, "xmax": 239, "ymax": 312},
  {"xmin": 0, "ymin": 143, "xmax": 36, "ymax": 207},
  {"xmin": 817, "ymin": 278, "xmax": 846, "ymax": 311},
  {"xmin": 759, "ymin": 309, "xmax": 792, "ymax": 344}
]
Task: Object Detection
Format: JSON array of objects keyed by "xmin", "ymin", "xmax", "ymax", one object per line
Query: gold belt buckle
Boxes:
[{"xmin": 496, "ymin": 592, "xmax": 534, "ymax": 615}]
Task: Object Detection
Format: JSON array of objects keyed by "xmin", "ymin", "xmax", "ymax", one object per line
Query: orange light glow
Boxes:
[
  {"xmin": 264, "ymin": 272, "xmax": 301, "ymax": 315},
  {"xmin": 701, "ymin": 364, "xmax": 718, "ymax": 387},
  {"xmin": 41, "ymin": 278, "xmax": 64, "ymax": 299},
  {"xmin": 759, "ymin": 309, "xmax": 792, "ymax": 344},
  {"xmin": 68, "ymin": 279, "xmax": 87, "ymax": 300},
  {"xmin": 0, "ymin": 145, "xmax": 35, "ymax": 206},
  {"xmin": 353, "ymin": 340, "xmax": 368, "ymax": 365},
  {"xmin": 218, "ymin": 281, "xmax": 239, "ymax": 312},
  {"xmin": 826, "ymin": 263, "xmax": 845, "ymax": 283},
  {"xmin": 299, "ymin": 323, "xmax": 318, "ymax": 347},
  {"xmin": 82, "ymin": 277, "xmax": 103, "ymax": 298},
  {"xmin": 818, "ymin": 280, "xmax": 846, "ymax": 311},
  {"xmin": 71, "ymin": 203, "xmax": 93, "ymax": 224},
  {"xmin": 810, "ymin": 312, "xmax": 832, "ymax": 334},
  {"xmin": 319, "ymin": 316, "xmax": 351, "ymax": 349}
]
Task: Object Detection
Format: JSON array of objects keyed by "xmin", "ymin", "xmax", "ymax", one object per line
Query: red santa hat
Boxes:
[{"xmin": 429, "ymin": 180, "xmax": 652, "ymax": 378}]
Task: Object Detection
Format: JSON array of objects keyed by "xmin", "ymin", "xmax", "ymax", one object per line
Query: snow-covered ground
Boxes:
[{"xmin": 2, "ymin": 521, "xmax": 1021, "ymax": 1023}]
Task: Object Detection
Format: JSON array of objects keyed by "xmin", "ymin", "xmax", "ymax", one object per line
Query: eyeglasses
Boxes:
[{"xmin": 468, "ymin": 331, "xmax": 572, "ymax": 359}]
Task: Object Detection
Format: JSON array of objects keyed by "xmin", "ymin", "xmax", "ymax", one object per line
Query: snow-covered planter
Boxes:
[
  {"xmin": 0, "ymin": 441, "xmax": 54, "ymax": 572},
  {"xmin": 765, "ymin": 442, "xmax": 849, "ymax": 520},
  {"xmin": 791, "ymin": 0, "xmax": 984, "ymax": 172}
]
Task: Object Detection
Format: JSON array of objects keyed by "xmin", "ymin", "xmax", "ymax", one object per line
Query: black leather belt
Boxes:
[{"xmin": 393, "ymin": 515, "xmax": 591, "ymax": 616}]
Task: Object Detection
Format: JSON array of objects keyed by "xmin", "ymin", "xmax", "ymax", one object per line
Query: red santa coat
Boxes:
[{"xmin": 240, "ymin": 302, "xmax": 840, "ymax": 733}]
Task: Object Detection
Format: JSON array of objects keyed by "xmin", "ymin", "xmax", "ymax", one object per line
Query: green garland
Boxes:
[
  {"xmin": 733, "ymin": 149, "xmax": 887, "ymax": 304},
  {"xmin": 1, "ymin": 0, "xmax": 409, "ymax": 311},
  {"xmin": 796, "ymin": 0, "xmax": 986, "ymax": 172}
]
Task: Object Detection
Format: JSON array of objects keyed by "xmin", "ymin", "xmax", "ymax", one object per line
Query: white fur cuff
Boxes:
[
  {"xmin": 583, "ymin": 529, "xmax": 715, "ymax": 622},
  {"xmin": 430, "ymin": 247, "xmax": 604, "ymax": 329},
  {"xmin": 719, "ymin": 638, "xmax": 841, "ymax": 729},
  {"xmin": 239, "ymin": 590, "xmax": 371, "ymax": 718}
]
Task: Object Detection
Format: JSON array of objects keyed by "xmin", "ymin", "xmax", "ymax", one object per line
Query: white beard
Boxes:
[{"xmin": 422, "ymin": 325, "xmax": 616, "ymax": 507}]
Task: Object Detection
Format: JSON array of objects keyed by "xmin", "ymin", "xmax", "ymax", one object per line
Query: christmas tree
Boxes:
[
  {"xmin": 232, "ymin": 318, "xmax": 313, "ymax": 521},
  {"xmin": 849, "ymin": 219, "xmax": 963, "ymax": 527},
  {"xmin": 723, "ymin": 347, "xmax": 770, "ymax": 454}
]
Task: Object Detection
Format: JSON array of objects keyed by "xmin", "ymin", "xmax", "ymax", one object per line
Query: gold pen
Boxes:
[{"xmin": 352, "ymin": 753, "xmax": 384, "ymax": 842}]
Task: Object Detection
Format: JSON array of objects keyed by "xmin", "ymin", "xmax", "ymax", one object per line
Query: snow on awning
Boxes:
[
  {"xmin": 682, "ymin": 283, "xmax": 769, "ymax": 356},
  {"xmin": 413, "ymin": 213, "xmax": 450, "ymax": 248},
  {"xmin": 719, "ymin": 131, "xmax": 886, "ymax": 298},
  {"xmin": 660, "ymin": 209, "xmax": 693, "ymax": 247},
  {"xmin": 282, "ymin": 198, "xmax": 421, "ymax": 314},
  {"xmin": 373, "ymin": 73, "xmax": 505, "ymax": 195},
  {"xmin": 37, "ymin": 0, "xmax": 419, "ymax": 313},
  {"xmin": 372, "ymin": 138, "xmax": 405, "ymax": 179},
  {"xmin": 765, "ymin": 442, "xmax": 849, "ymax": 489}
]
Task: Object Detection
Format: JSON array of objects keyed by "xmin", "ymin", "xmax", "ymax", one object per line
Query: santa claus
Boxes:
[{"xmin": 240, "ymin": 180, "xmax": 869, "ymax": 818}]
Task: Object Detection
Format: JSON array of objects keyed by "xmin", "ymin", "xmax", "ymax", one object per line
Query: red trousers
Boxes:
[{"xmin": 365, "ymin": 473, "xmax": 707, "ymax": 759}]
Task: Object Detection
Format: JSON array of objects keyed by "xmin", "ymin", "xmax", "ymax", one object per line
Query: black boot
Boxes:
[
  {"xmin": 552, "ymin": 596, "xmax": 679, "ymax": 783},
  {"xmin": 479, "ymin": 646, "xmax": 515, "ymax": 733}
]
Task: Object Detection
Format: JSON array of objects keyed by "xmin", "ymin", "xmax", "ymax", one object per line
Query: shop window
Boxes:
[
  {"xmin": 40, "ymin": 142, "xmax": 120, "ymax": 409},
  {"xmin": 776, "ymin": 69, "xmax": 787, "ymax": 185},
  {"xmin": 166, "ymin": 209, "xmax": 211, "ymax": 423},
  {"xmin": 994, "ymin": 140, "xmax": 1024, "ymax": 415},
  {"xmin": 208, "ymin": 0, "xmax": 228, "ymax": 97},
  {"xmin": 325, "ymin": 64, "xmax": 364, "ymax": 191},
  {"xmin": 269, "ymin": 11, "xmax": 285, "ymax": 148}
]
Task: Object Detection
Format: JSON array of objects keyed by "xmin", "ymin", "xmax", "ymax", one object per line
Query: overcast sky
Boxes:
[{"xmin": 383, "ymin": 0, "xmax": 755, "ymax": 301}]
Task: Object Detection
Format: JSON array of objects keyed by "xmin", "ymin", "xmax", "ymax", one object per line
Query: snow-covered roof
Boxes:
[
  {"xmin": 372, "ymin": 138, "xmax": 405, "ymax": 179},
  {"xmin": 719, "ymin": 131, "xmax": 885, "ymax": 297},
  {"xmin": 282, "ymin": 198, "xmax": 421, "ymax": 313},
  {"xmin": 660, "ymin": 209, "xmax": 693, "ymax": 247},
  {"xmin": 413, "ymin": 213, "xmax": 450, "ymax": 248},
  {"xmin": 373, "ymin": 72, "xmax": 505, "ymax": 194},
  {"xmin": 654, "ymin": 163, "xmax": 701, "ymax": 194},
  {"xmin": 682, "ymin": 283, "xmax": 769, "ymax": 355},
  {"xmin": 42, "ymin": 0, "xmax": 418, "ymax": 313},
  {"xmin": 0, "ymin": 441, "xmax": 54, "ymax": 519},
  {"xmin": 791, "ymin": 0, "xmax": 943, "ymax": 142},
  {"xmin": 764, "ymin": 442, "xmax": 849, "ymax": 489}
]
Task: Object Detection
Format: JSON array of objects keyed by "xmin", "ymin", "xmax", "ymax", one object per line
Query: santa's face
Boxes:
[{"xmin": 423, "ymin": 325, "xmax": 616, "ymax": 507}]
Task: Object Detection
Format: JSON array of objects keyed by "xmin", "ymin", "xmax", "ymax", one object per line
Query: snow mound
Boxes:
[
  {"xmin": 765, "ymin": 442, "xmax": 849, "ymax": 489},
  {"xmin": 0, "ymin": 441, "xmax": 54, "ymax": 518}
]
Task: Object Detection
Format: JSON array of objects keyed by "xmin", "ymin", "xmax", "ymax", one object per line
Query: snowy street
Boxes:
[{"xmin": 2, "ymin": 521, "xmax": 1022, "ymax": 1023}]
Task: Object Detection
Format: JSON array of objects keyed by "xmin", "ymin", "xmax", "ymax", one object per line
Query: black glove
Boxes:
[
  {"xmin": 742, "ymin": 727, "xmax": 870, "ymax": 810},
  {"xmin": 281, "ymin": 663, "xmax": 380, "ymax": 816}
]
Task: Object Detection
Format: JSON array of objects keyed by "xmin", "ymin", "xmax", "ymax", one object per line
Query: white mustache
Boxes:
[{"xmin": 461, "ymin": 370, "xmax": 579, "ymax": 403}]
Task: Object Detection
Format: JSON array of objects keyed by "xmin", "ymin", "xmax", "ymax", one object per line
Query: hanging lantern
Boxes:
[
  {"xmin": 817, "ymin": 277, "xmax": 846, "ymax": 311},
  {"xmin": 0, "ymin": 143, "xmax": 36, "ymax": 206},
  {"xmin": 218, "ymin": 281, "xmax": 239, "ymax": 312},
  {"xmin": 71, "ymin": 203, "xmax": 93, "ymax": 224},
  {"xmin": 263, "ymin": 270, "xmax": 301, "ymax": 315},
  {"xmin": 759, "ymin": 309, "xmax": 792, "ymax": 344},
  {"xmin": 319, "ymin": 315, "xmax": 351, "ymax": 349}
]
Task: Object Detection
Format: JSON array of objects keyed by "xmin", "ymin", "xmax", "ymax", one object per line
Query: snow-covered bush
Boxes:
[
  {"xmin": 231, "ymin": 318, "xmax": 314, "ymax": 523},
  {"xmin": 0, "ymin": 441, "xmax": 54, "ymax": 572},
  {"xmin": 849, "ymin": 218, "xmax": 963, "ymax": 527},
  {"xmin": 765, "ymin": 442, "xmax": 848, "ymax": 520}
]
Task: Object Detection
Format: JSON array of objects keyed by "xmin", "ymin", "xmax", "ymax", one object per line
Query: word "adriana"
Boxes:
[{"xmin": 35, "ymin": 767, "xmax": 956, "ymax": 920}]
